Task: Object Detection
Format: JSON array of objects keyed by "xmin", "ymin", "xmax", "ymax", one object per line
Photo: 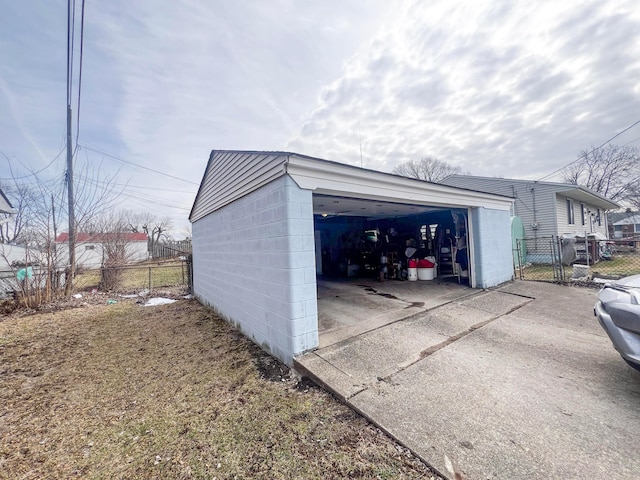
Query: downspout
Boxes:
[{"xmin": 530, "ymin": 184, "xmax": 537, "ymax": 250}]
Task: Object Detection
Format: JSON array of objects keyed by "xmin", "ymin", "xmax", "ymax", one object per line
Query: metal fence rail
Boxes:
[
  {"xmin": 0, "ymin": 259, "xmax": 192, "ymax": 304},
  {"xmin": 74, "ymin": 259, "xmax": 191, "ymax": 293}
]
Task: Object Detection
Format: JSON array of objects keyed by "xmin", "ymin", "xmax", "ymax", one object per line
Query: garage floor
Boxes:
[{"xmin": 317, "ymin": 275, "xmax": 473, "ymax": 348}]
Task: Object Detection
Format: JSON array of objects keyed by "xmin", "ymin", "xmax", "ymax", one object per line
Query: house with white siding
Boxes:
[
  {"xmin": 0, "ymin": 244, "xmax": 41, "ymax": 269},
  {"xmin": 190, "ymin": 150, "xmax": 515, "ymax": 365},
  {"xmin": 441, "ymin": 175, "xmax": 619, "ymax": 240},
  {"xmin": 55, "ymin": 232, "xmax": 149, "ymax": 269}
]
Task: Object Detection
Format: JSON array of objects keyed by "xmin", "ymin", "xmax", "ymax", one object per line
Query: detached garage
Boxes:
[{"xmin": 190, "ymin": 151, "xmax": 514, "ymax": 365}]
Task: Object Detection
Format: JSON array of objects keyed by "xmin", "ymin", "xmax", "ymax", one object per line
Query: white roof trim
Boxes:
[
  {"xmin": 286, "ymin": 155, "xmax": 513, "ymax": 211},
  {"xmin": 190, "ymin": 151, "xmax": 515, "ymax": 222}
]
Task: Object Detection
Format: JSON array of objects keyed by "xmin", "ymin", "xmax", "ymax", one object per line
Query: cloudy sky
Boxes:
[{"xmin": 1, "ymin": 0, "xmax": 639, "ymax": 233}]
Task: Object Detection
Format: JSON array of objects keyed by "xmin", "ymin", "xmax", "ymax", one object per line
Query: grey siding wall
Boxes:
[
  {"xmin": 470, "ymin": 207, "xmax": 513, "ymax": 288},
  {"xmin": 441, "ymin": 177, "xmax": 558, "ymax": 238},
  {"xmin": 192, "ymin": 175, "xmax": 318, "ymax": 365},
  {"xmin": 190, "ymin": 151, "xmax": 288, "ymax": 222}
]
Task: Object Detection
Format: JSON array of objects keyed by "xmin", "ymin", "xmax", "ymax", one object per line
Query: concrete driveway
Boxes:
[{"xmin": 295, "ymin": 281, "xmax": 640, "ymax": 479}]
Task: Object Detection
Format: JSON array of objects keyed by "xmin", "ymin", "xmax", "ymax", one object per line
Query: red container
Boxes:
[
  {"xmin": 417, "ymin": 259, "xmax": 435, "ymax": 268},
  {"xmin": 408, "ymin": 259, "xmax": 418, "ymax": 268}
]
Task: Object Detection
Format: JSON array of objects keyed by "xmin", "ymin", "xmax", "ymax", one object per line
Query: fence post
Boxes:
[
  {"xmin": 187, "ymin": 254, "xmax": 193, "ymax": 293},
  {"xmin": 551, "ymin": 237, "xmax": 558, "ymax": 282},
  {"xmin": 585, "ymin": 231, "xmax": 589, "ymax": 267},
  {"xmin": 148, "ymin": 266, "xmax": 152, "ymax": 291},
  {"xmin": 557, "ymin": 236, "xmax": 565, "ymax": 282}
]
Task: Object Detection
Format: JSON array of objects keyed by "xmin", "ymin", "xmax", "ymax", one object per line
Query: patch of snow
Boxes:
[
  {"xmin": 143, "ymin": 297, "xmax": 177, "ymax": 307},
  {"xmin": 73, "ymin": 293, "xmax": 82, "ymax": 299}
]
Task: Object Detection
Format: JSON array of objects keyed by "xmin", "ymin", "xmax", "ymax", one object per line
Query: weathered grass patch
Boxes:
[
  {"xmin": 74, "ymin": 259, "xmax": 188, "ymax": 293},
  {"xmin": 0, "ymin": 300, "xmax": 438, "ymax": 479}
]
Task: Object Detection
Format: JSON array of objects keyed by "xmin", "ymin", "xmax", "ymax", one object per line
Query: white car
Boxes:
[{"xmin": 595, "ymin": 275, "xmax": 640, "ymax": 372}]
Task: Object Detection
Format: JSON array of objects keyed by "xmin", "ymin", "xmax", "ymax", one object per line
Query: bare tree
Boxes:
[
  {"xmin": 0, "ymin": 151, "xmax": 125, "ymax": 301},
  {"xmin": 627, "ymin": 183, "xmax": 640, "ymax": 210},
  {"xmin": 0, "ymin": 180, "xmax": 39, "ymax": 244},
  {"xmin": 73, "ymin": 159, "xmax": 125, "ymax": 233},
  {"xmin": 392, "ymin": 157, "xmax": 467, "ymax": 182},
  {"xmin": 561, "ymin": 144, "xmax": 640, "ymax": 204},
  {"xmin": 122, "ymin": 210, "xmax": 173, "ymax": 252},
  {"xmin": 0, "ymin": 175, "xmax": 65, "ymax": 306},
  {"xmin": 88, "ymin": 211, "xmax": 134, "ymax": 290}
]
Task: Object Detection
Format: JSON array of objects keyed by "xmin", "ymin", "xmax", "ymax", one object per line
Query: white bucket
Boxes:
[
  {"xmin": 418, "ymin": 267, "xmax": 435, "ymax": 281},
  {"xmin": 572, "ymin": 264, "xmax": 589, "ymax": 279},
  {"xmin": 408, "ymin": 267, "xmax": 418, "ymax": 281}
]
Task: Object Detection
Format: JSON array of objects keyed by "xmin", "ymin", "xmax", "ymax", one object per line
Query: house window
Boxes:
[
  {"xmin": 597, "ymin": 209, "xmax": 602, "ymax": 226},
  {"xmin": 85, "ymin": 245, "xmax": 95, "ymax": 251},
  {"xmin": 614, "ymin": 225, "xmax": 623, "ymax": 238},
  {"xmin": 635, "ymin": 224, "xmax": 640, "ymax": 233},
  {"xmin": 566, "ymin": 199, "xmax": 575, "ymax": 225},
  {"xmin": 580, "ymin": 203, "xmax": 585, "ymax": 225}
]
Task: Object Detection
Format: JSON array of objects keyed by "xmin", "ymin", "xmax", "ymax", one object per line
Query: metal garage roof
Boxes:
[{"xmin": 189, "ymin": 150, "xmax": 513, "ymax": 222}]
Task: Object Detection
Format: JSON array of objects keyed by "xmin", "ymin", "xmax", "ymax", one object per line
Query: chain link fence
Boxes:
[
  {"xmin": 73, "ymin": 258, "xmax": 192, "ymax": 294},
  {"xmin": 515, "ymin": 236, "xmax": 640, "ymax": 283},
  {"xmin": 1, "ymin": 258, "xmax": 192, "ymax": 305}
]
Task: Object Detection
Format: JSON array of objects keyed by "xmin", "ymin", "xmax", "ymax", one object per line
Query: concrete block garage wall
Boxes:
[
  {"xmin": 471, "ymin": 207, "xmax": 513, "ymax": 288},
  {"xmin": 192, "ymin": 175, "xmax": 318, "ymax": 365}
]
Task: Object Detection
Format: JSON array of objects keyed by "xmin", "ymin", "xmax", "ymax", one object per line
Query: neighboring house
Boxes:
[
  {"xmin": 608, "ymin": 211, "xmax": 640, "ymax": 239},
  {"xmin": 0, "ymin": 244, "xmax": 44, "ymax": 300},
  {"xmin": 55, "ymin": 232, "xmax": 149, "ymax": 269},
  {"xmin": 441, "ymin": 175, "xmax": 619, "ymax": 239},
  {"xmin": 0, "ymin": 244, "xmax": 41, "ymax": 269},
  {"xmin": 190, "ymin": 150, "xmax": 515, "ymax": 365},
  {"xmin": 0, "ymin": 187, "xmax": 16, "ymax": 214}
]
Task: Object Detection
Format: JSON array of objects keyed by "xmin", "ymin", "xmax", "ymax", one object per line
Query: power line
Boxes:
[
  {"xmin": 74, "ymin": 172, "xmax": 193, "ymax": 211},
  {"xmin": 66, "ymin": 0, "xmax": 71, "ymax": 105},
  {"xmin": 75, "ymin": 172, "xmax": 195, "ymax": 193},
  {"xmin": 622, "ymin": 135, "xmax": 640, "ymax": 147},
  {"xmin": 0, "ymin": 147, "xmax": 66, "ymax": 180},
  {"xmin": 75, "ymin": 0, "xmax": 86, "ymax": 151},
  {"xmin": 538, "ymin": 119, "xmax": 640, "ymax": 181},
  {"xmin": 79, "ymin": 144, "xmax": 200, "ymax": 185},
  {"xmin": 122, "ymin": 193, "xmax": 192, "ymax": 212}
]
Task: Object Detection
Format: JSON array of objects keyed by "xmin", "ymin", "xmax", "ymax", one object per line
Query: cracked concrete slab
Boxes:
[
  {"xmin": 295, "ymin": 281, "xmax": 640, "ymax": 479},
  {"xmin": 317, "ymin": 278, "xmax": 474, "ymax": 348}
]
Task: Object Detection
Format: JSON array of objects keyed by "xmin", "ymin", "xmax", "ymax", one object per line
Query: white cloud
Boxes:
[
  {"xmin": 1, "ymin": 0, "xmax": 639, "ymax": 233},
  {"xmin": 287, "ymin": 0, "xmax": 640, "ymax": 179}
]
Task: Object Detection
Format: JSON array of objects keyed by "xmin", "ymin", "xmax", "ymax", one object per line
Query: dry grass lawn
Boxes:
[{"xmin": 0, "ymin": 299, "xmax": 439, "ymax": 479}]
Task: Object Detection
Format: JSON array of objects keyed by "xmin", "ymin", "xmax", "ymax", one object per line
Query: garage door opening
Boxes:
[{"xmin": 312, "ymin": 194, "xmax": 474, "ymax": 347}]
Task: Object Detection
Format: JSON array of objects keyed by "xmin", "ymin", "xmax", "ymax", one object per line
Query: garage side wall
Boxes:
[
  {"xmin": 471, "ymin": 207, "xmax": 513, "ymax": 288},
  {"xmin": 192, "ymin": 175, "xmax": 318, "ymax": 365}
]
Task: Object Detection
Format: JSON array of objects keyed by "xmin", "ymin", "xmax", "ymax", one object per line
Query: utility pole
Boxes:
[
  {"xmin": 64, "ymin": 103, "xmax": 76, "ymax": 295},
  {"xmin": 64, "ymin": 0, "xmax": 76, "ymax": 296}
]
